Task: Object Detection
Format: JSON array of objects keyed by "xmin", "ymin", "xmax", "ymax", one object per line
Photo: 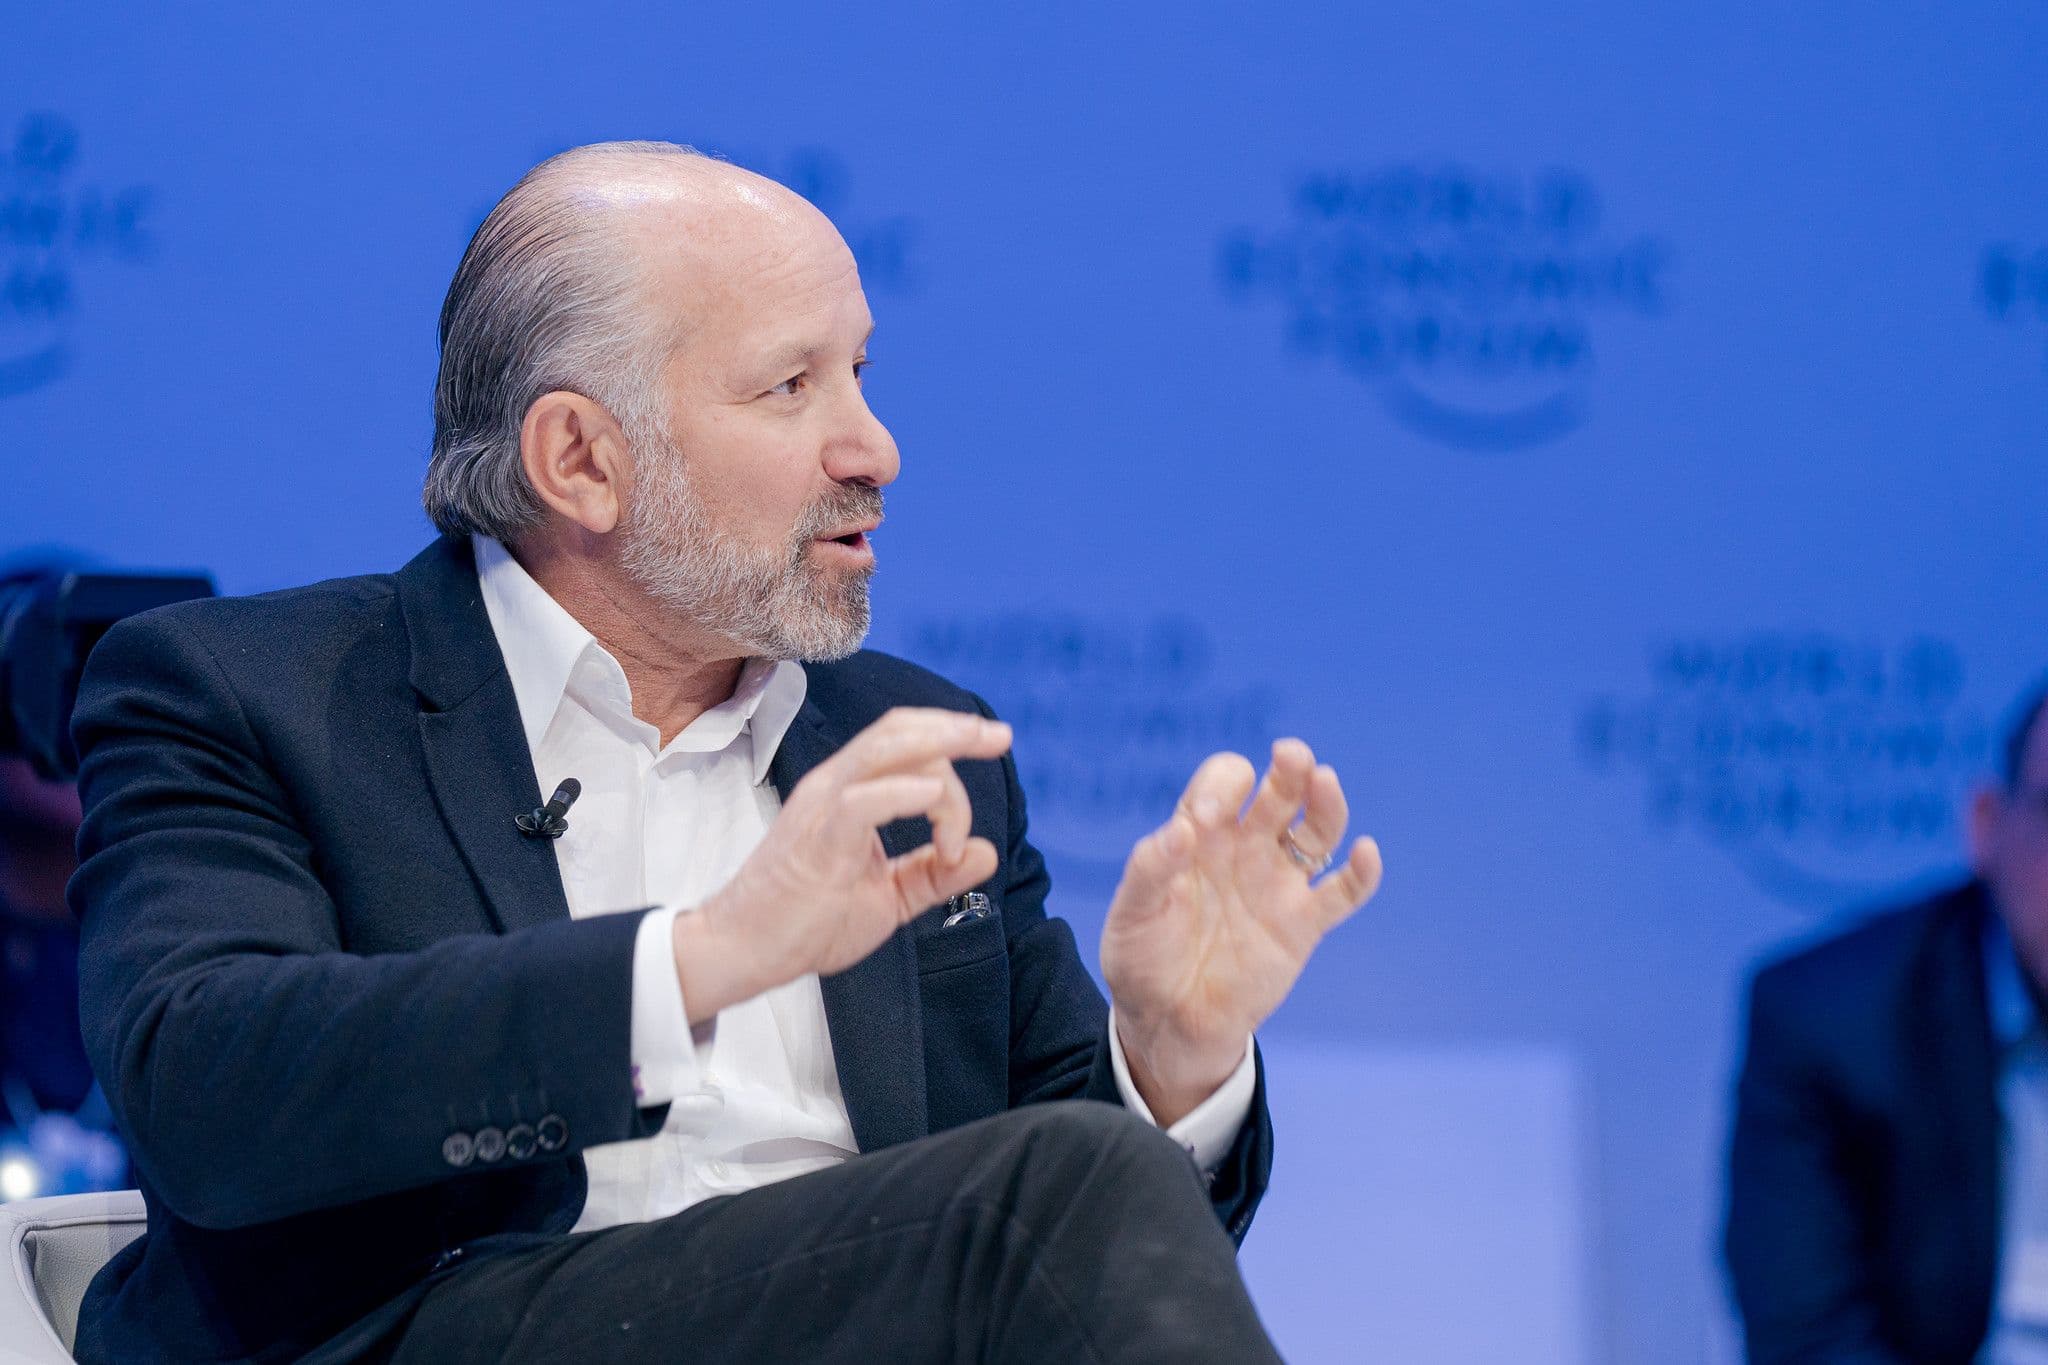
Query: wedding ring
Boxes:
[{"xmin": 1278, "ymin": 828, "xmax": 1333, "ymax": 876}]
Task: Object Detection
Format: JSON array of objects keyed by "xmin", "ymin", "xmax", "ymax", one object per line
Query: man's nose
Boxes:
[{"xmin": 823, "ymin": 386, "xmax": 900, "ymax": 488}]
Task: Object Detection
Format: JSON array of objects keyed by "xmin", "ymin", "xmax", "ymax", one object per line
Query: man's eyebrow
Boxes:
[{"xmin": 754, "ymin": 324, "xmax": 877, "ymax": 379}]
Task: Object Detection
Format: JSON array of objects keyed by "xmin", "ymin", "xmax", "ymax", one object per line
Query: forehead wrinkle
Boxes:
[
  {"xmin": 698, "ymin": 246, "xmax": 868, "ymax": 383},
  {"xmin": 574, "ymin": 163, "xmax": 861, "ymax": 396},
  {"xmin": 738, "ymin": 286, "xmax": 872, "ymax": 376},
  {"xmin": 649, "ymin": 202, "xmax": 852, "ymax": 335}
]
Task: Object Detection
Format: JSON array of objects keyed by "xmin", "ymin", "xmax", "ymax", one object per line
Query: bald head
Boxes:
[
  {"xmin": 423, "ymin": 140, "xmax": 846, "ymax": 543},
  {"xmin": 527, "ymin": 142, "xmax": 835, "ymax": 283}
]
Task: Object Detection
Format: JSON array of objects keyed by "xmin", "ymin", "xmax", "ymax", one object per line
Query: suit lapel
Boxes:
[
  {"xmin": 773, "ymin": 689, "xmax": 930, "ymax": 1152},
  {"xmin": 398, "ymin": 537, "xmax": 571, "ymax": 936},
  {"xmin": 397, "ymin": 543, "xmax": 927, "ymax": 1146}
]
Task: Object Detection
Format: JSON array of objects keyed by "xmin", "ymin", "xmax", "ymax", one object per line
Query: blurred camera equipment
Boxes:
[{"xmin": 0, "ymin": 568, "xmax": 215, "ymax": 781}]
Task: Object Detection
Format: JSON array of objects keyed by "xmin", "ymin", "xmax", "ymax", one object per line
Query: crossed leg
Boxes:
[{"xmin": 391, "ymin": 1101, "xmax": 1282, "ymax": 1364}]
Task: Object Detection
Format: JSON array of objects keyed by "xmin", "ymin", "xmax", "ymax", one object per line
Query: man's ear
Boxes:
[
  {"xmin": 519, "ymin": 391, "xmax": 629, "ymax": 534},
  {"xmin": 1967, "ymin": 785, "xmax": 2004, "ymax": 877}
]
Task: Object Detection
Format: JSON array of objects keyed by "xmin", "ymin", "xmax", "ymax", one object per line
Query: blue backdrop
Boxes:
[{"xmin": 7, "ymin": 4, "xmax": 2046, "ymax": 1359}]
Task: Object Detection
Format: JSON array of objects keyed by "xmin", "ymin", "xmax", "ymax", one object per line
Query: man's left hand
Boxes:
[{"xmin": 1101, "ymin": 740, "xmax": 1383, "ymax": 1126}]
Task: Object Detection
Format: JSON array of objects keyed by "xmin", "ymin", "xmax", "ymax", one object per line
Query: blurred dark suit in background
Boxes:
[{"xmin": 1726, "ymin": 686, "xmax": 2048, "ymax": 1363}]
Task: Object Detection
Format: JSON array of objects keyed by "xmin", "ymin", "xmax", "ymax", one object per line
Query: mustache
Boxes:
[{"xmin": 792, "ymin": 484, "xmax": 886, "ymax": 547}]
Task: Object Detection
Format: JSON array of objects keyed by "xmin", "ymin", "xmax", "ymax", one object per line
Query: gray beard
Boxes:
[{"xmin": 617, "ymin": 434, "xmax": 882, "ymax": 663}]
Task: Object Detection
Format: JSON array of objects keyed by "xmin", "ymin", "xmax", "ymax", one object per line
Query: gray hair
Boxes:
[{"xmin": 423, "ymin": 140, "xmax": 707, "ymax": 543}]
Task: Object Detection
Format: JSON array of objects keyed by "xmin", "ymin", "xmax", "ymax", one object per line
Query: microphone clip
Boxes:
[{"xmin": 515, "ymin": 778, "xmax": 581, "ymax": 840}]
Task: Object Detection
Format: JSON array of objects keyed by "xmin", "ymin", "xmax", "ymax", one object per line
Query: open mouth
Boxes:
[{"xmin": 816, "ymin": 523, "xmax": 878, "ymax": 552}]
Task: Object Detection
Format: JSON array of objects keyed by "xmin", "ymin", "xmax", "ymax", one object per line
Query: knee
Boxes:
[
  {"xmin": 1010, "ymin": 1098, "xmax": 1156, "ymax": 1147},
  {"xmin": 1009, "ymin": 1100, "xmax": 1201, "ymax": 1192}
]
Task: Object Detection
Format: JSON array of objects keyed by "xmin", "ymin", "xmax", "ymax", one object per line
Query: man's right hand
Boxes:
[{"xmin": 671, "ymin": 707, "xmax": 1012, "ymax": 1021}]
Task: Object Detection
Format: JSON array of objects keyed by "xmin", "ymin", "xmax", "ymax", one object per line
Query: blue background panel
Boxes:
[{"xmin": 6, "ymin": 5, "xmax": 2046, "ymax": 1359}]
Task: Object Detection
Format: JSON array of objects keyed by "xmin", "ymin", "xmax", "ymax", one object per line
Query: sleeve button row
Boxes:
[{"xmin": 443, "ymin": 1114, "xmax": 568, "ymax": 1167}]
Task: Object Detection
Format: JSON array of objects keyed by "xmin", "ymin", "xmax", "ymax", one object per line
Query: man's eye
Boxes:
[
  {"xmin": 853, "ymin": 358, "xmax": 870, "ymax": 384},
  {"xmin": 768, "ymin": 374, "xmax": 804, "ymax": 397}
]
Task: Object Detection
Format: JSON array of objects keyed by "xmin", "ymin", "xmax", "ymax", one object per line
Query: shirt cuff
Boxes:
[
  {"xmin": 1107, "ymin": 1008, "xmax": 1257, "ymax": 1177},
  {"xmin": 629, "ymin": 905, "xmax": 702, "ymax": 1108}
]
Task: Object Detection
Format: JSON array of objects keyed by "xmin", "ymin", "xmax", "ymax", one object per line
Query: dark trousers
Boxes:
[{"xmin": 389, "ymin": 1100, "xmax": 1280, "ymax": 1364}]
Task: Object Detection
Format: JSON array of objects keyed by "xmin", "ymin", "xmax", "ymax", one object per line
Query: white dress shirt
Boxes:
[{"xmin": 473, "ymin": 536, "xmax": 1255, "ymax": 1232}]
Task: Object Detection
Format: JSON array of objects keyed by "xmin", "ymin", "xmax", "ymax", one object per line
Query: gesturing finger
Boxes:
[
  {"xmin": 1309, "ymin": 836, "xmax": 1384, "ymax": 931},
  {"xmin": 835, "ymin": 774, "xmax": 951, "ymax": 832},
  {"xmin": 1242, "ymin": 739, "xmax": 1316, "ymax": 840},
  {"xmin": 918, "ymin": 755, "xmax": 976, "ymax": 862},
  {"xmin": 829, "ymin": 708, "xmax": 1013, "ymax": 785},
  {"xmin": 1291, "ymin": 763, "xmax": 1350, "ymax": 866},
  {"xmin": 1175, "ymin": 752, "xmax": 1256, "ymax": 830},
  {"xmin": 1113, "ymin": 812, "xmax": 1198, "ymax": 923}
]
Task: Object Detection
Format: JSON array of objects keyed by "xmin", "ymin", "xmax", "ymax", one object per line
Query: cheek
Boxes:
[{"xmin": 672, "ymin": 415, "xmax": 814, "ymax": 530}]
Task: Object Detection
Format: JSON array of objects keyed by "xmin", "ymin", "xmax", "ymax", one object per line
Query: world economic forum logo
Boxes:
[
  {"xmin": 1578, "ymin": 633, "xmax": 1990, "ymax": 910},
  {"xmin": 0, "ymin": 113, "xmax": 154, "ymax": 400},
  {"xmin": 1981, "ymin": 242, "xmax": 2048, "ymax": 370},
  {"xmin": 1218, "ymin": 165, "xmax": 1670, "ymax": 451}
]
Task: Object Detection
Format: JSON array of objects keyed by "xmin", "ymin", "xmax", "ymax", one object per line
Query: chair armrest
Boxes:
[{"xmin": 1, "ymin": 1192, "xmax": 146, "ymax": 1363}]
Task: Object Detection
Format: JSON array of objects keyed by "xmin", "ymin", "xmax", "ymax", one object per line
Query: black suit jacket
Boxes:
[
  {"xmin": 1723, "ymin": 880, "xmax": 2001, "ymax": 1364},
  {"xmin": 68, "ymin": 536, "xmax": 1273, "ymax": 1364}
]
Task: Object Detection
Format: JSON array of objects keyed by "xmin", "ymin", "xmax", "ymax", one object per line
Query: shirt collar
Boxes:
[
  {"xmin": 473, "ymin": 535, "xmax": 807, "ymax": 784},
  {"xmin": 1983, "ymin": 911, "xmax": 2038, "ymax": 1053}
]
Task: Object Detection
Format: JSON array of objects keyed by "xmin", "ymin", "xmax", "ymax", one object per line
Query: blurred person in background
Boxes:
[
  {"xmin": 0, "ymin": 754, "xmax": 126, "ymax": 1203},
  {"xmin": 1726, "ymin": 682, "xmax": 2048, "ymax": 1363}
]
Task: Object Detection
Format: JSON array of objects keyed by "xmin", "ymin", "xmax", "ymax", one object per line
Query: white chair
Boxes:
[{"xmin": 0, "ymin": 1192, "xmax": 144, "ymax": 1365}]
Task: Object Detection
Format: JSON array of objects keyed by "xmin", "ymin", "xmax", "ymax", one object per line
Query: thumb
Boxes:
[
  {"xmin": 889, "ymin": 837, "xmax": 999, "ymax": 917},
  {"xmin": 1111, "ymin": 813, "xmax": 1195, "ymax": 925}
]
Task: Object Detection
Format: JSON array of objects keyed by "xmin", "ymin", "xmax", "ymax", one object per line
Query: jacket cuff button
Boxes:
[
  {"xmin": 441, "ymin": 1132, "xmax": 475, "ymax": 1167},
  {"xmin": 535, "ymin": 1114, "xmax": 568, "ymax": 1152}
]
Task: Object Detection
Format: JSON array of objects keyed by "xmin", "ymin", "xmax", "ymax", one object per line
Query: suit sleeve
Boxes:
[
  {"xmin": 972, "ymin": 694, "xmax": 1274, "ymax": 1245},
  {"xmin": 1723, "ymin": 966, "xmax": 1908, "ymax": 1365},
  {"xmin": 69, "ymin": 610, "xmax": 663, "ymax": 1232}
]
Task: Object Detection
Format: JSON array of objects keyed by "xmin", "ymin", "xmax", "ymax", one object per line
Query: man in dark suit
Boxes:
[
  {"xmin": 1724, "ymin": 683, "xmax": 2048, "ymax": 1362},
  {"xmin": 68, "ymin": 141, "xmax": 1384, "ymax": 1363}
]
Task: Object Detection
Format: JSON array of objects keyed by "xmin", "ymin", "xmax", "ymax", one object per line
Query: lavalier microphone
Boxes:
[{"xmin": 515, "ymin": 778, "xmax": 581, "ymax": 839}]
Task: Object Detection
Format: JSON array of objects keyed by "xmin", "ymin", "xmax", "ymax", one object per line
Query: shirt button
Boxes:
[{"xmin": 703, "ymin": 1158, "xmax": 729, "ymax": 1182}]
